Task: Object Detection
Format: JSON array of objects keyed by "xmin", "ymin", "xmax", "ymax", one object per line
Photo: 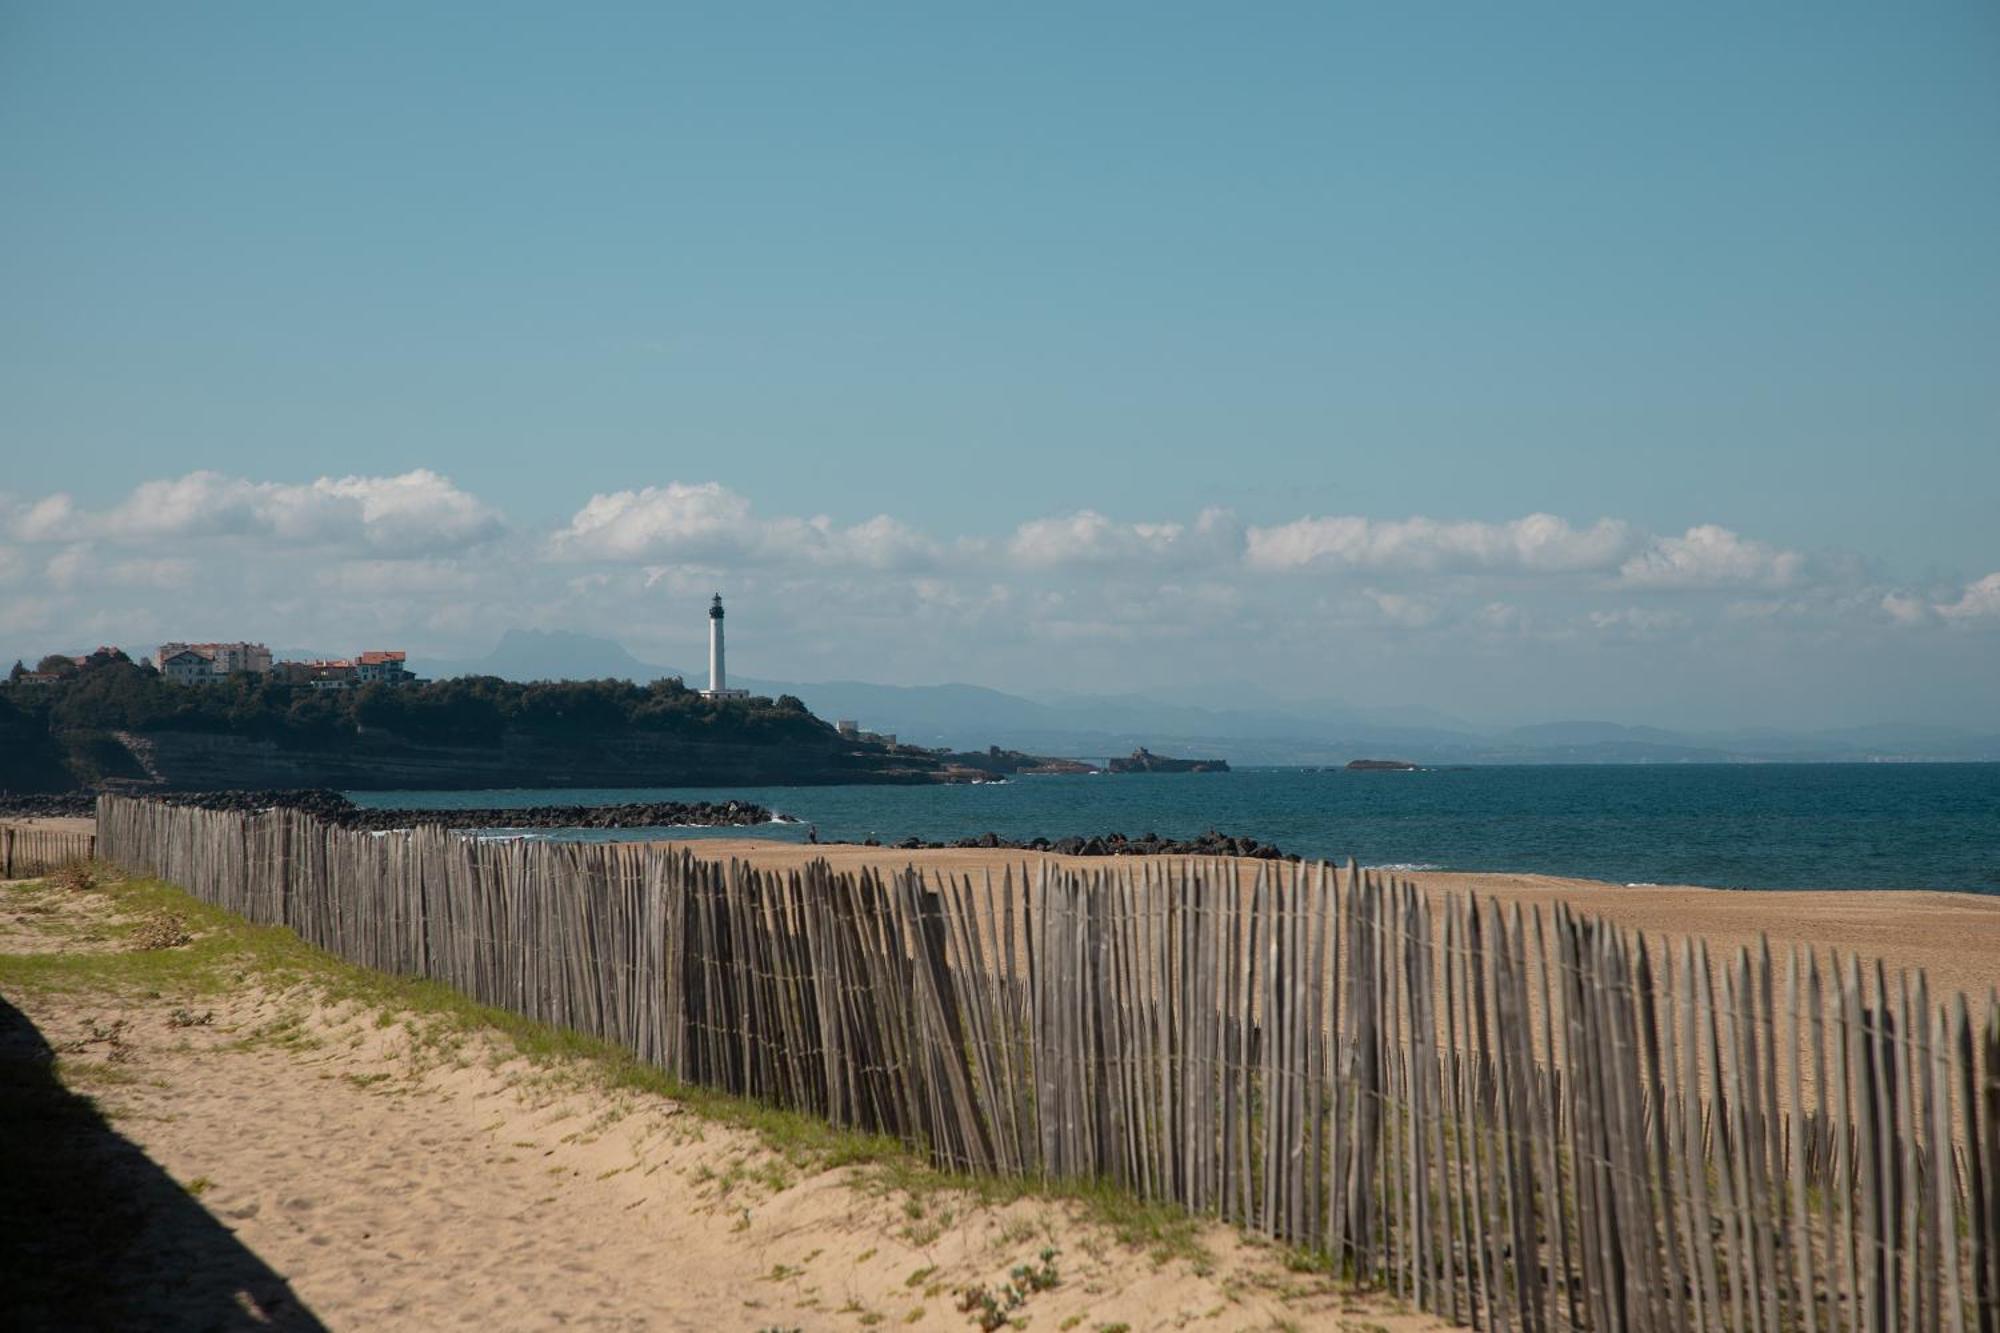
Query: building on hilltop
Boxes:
[
  {"xmin": 155, "ymin": 641, "xmax": 273, "ymax": 683},
  {"xmin": 835, "ymin": 718, "xmax": 898, "ymax": 749},
  {"xmin": 269, "ymin": 650, "xmax": 420, "ymax": 690},
  {"xmin": 275, "ymin": 658, "xmax": 357, "ymax": 690},
  {"xmin": 159, "ymin": 648, "xmax": 218, "ymax": 685},
  {"xmin": 699, "ymin": 594, "xmax": 749, "ymax": 700},
  {"xmin": 355, "ymin": 650, "xmax": 412, "ymax": 685}
]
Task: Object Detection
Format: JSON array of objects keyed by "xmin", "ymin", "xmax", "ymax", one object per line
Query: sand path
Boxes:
[{"xmin": 2, "ymin": 873, "xmax": 1443, "ymax": 1332}]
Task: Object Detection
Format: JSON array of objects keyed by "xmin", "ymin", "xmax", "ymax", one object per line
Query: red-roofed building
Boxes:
[{"xmin": 355, "ymin": 650, "xmax": 411, "ymax": 685}]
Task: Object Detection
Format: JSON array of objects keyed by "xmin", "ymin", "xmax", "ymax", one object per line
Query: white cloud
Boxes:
[
  {"xmin": 552, "ymin": 482, "xmax": 939, "ymax": 569},
  {"xmin": 14, "ymin": 469, "xmax": 1991, "ymax": 730},
  {"xmin": 8, "ymin": 470, "xmax": 501, "ymax": 554},
  {"xmin": 1006, "ymin": 506, "xmax": 1241, "ymax": 570},
  {"xmin": 1244, "ymin": 512, "xmax": 1635, "ymax": 574},
  {"xmin": 1935, "ymin": 572, "xmax": 2000, "ymax": 621},
  {"xmin": 44, "ymin": 547, "xmax": 91, "ymax": 591},
  {"xmin": 1879, "ymin": 592, "xmax": 1931, "ymax": 625},
  {"xmin": 13, "ymin": 494, "xmax": 76, "ymax": 542},
  {"xmin": 1588, "ymin": 607, "xmax": 1692, "ymax": 633},
  {"xmin": 1617, "ymin": 524, "xmax": 1802, "ymax": 589}
]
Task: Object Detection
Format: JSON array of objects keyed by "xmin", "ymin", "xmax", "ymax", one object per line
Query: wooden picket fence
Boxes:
[
  {"xmin": 0, "ymin": 824, "xmax": 96, "ymax": 878},
  {"xmin": 95, "ymin": 795, "xmax": 2000, "ymax": 1333}
]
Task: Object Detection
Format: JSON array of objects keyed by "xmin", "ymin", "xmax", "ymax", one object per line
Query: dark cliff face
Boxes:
[{"xmin": 106, "ymin": 728, "xmax": 941, "ymax": 791}]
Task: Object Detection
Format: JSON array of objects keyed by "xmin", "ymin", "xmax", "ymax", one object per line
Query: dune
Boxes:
[{"xmin": 1, "ymin": 864, "xmax": 1447, "ymax": 1331}]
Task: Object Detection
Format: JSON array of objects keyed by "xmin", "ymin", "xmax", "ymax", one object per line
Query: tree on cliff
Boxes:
[{"xmin": 9, "ymin": 668, "xmax": 875, "ymax": 790}]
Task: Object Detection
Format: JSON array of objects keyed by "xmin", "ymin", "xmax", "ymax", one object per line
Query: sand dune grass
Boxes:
[{"xmin": 1, "ymin": 865, "xmax": 1443, "ymax": 1331}]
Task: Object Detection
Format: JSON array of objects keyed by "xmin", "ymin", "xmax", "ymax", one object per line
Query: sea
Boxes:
[{"xmin": 343, "ymin": 763, "xmax": 2000, "ymax": 894}]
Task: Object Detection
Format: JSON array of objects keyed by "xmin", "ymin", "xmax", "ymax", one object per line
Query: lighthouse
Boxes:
[{"xmin": 700, "ymin": 594, "xmax": 748, "ymax": 699}]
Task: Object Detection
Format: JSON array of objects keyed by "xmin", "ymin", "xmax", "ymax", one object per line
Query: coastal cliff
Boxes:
[
  {"xmin": 107, "ymin": 727, "xmax": 935, "ymax": 791},
  {"xmin": 1, "ymin": 663, "xmax": 942, "ymax": 792}
]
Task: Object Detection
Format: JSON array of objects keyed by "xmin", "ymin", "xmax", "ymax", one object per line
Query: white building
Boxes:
[
  {"xmin": 155, "ymin": 641, "xmax": 273, "ymax": 682},
  {"xmin": 700, "ymin": 594, "xmax": 749, "ymax": 700},
  {"xmin": 354, "ymin": 650, "xmax": 412, "ymax": 684},
  {"xmin": 159, "ymin": 649, "xmax": 218, "ymax": 685}
]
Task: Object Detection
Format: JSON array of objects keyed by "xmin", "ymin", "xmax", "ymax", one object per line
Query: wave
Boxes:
[{"xmin": 1365, "ymin": 862, "xmax": 1447, "ymax": 872}]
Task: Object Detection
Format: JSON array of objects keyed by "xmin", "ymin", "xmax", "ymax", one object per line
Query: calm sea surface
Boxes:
[{"xmin": 343, "ymin": 764, "xmax": 2000, "ymax": 894}]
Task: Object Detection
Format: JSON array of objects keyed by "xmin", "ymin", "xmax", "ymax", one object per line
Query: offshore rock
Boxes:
[{"xmin": 1105, "ymin": 747, "xmax": 1230, "ymax": 774}]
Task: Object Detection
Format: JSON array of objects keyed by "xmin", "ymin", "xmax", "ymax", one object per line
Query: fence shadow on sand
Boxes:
[{"xmin": 0, "ymin": 992, "xmax": 325, "ymax": 1331}]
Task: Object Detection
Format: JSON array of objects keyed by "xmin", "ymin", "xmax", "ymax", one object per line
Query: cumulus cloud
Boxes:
[
  {"xmin": 1935, "ymin": 572, "xmax": 2000, "ymax": 621},
  {"xmin": 13, "ymin": 468, "xmax": 1985, "ymax": 717},
  {"xmin": 1007, "ymin": 507, "xmax": 1240, "ymax": 570},
  {"xmin": 551, "ymin": 482, "xmax": 940, "ymax": 569},
  {"xmin": 7, "ymin": 470, "xmax": 501, "ymax": 554},
  {"xmin": 1617, "ymin": 524, "xmax": 1803, "ymax": 589},
  {"xmin": 13, "ymin": 494, "xmax": 76, "ymax": 542},
  {"xmin": 1243, "ymin": 512, "xmax": 1635, "ymax": 574}
]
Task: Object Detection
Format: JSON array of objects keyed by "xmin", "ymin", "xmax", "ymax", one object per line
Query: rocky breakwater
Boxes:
[
  {"xmin": 9, "ymin": 789, "xmax": 779, "ymax": 832},
  {"xmin": 934, "ymin": 747, "xmax": 1100, "ymax": 779},
  {"xmin": 0, "ymin": 793, "xmax": 99, "ymax": 820},
  {"xmin": 851, "ymin": 828, "xmax": 1298, "ymax": 861}
]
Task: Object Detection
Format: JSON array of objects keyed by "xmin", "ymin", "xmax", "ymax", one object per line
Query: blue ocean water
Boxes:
[{"xmin": 345, "ymin": 764, "xmax": 2000, "ymax": 894}]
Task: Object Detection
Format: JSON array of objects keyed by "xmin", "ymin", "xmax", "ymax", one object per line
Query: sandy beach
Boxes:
[
  {"xmin": 1, "ymin": 816, "xmax": 98, "ymax": 837},
  {"xmin": 659, "ymin": 839, "xmax": 2000, "ymax": 1006}
]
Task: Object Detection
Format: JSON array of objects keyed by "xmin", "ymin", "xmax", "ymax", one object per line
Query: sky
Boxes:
[{"xmin": 2, "ymin": 2, "xmax": 1996, "ymax": 730}]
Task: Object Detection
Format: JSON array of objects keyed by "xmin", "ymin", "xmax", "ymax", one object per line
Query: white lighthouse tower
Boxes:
[{"xmin": 700, "ymin": 593, "xmax": 748, "ymax": 699}]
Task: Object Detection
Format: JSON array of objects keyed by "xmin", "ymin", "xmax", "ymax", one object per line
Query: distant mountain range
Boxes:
[{"xmin": 416, "ymin": 629, "xmax": 2000, "ymax": 765}]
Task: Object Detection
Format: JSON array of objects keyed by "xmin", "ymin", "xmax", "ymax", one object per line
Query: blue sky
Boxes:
[{"xmin": 3, "ymin": 3, "xmax": 1997, "ymax": 728}]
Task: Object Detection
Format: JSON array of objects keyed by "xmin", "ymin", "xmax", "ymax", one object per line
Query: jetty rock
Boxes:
[{"xmin": 1105, "ymin": 747, "xmax": 1230, "ymax": 774}]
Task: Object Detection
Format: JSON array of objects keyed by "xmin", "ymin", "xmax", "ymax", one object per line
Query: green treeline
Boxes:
[{"xmin": 0, "ymin": 658, "xmax": 839, "ymax": 790}]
